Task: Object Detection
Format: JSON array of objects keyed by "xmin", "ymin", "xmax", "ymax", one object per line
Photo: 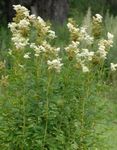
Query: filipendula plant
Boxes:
[{"xmin": 0, "ymin": 5, "xmax": 117, "ymax": 150}]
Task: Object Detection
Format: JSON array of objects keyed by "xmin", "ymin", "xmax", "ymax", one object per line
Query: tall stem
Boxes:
[
  {"xmin": 22, "ymin": 96, "xmax": 26, "ymax": 150},
  {"xmin": 43, "ymin": 70, "xmax": 52, "ymax": 148},
  {"xmin": 80, "ymin": 73, "xmax": 91, "ymax": 149}
]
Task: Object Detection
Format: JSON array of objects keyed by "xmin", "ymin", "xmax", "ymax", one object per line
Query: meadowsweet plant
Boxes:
[
  {"xmin": 65, "ymin": 17, "xmax": 114, "ymax": 74},
  {"xmin": 92, "ymin": 14, "xmax": 103, "ymax": 38},
  {"xmin": 0, "ymin": 5, "xmax": 116, "ymax": 150}
]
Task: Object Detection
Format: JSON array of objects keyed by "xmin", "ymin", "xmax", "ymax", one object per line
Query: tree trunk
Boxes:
[
  {"xmin": 6, "ymin": 0, "xmax": 34, "ymax": 22},
  {"xmin": 107, "ymin": 0, "xmax": 117, "ymax": 15},
  {"xmin": 107, "ymin": 0, "xmax": 117, "ymax": 5},
  {"xmin": 6, "ymin": 0, "xmax": 69, "ymax": 23},
  {"xmin": 36, "ymin": 0, "xmax": 69, "ymax": 24}
]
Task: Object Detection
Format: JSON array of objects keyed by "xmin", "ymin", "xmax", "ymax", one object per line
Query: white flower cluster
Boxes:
[
  {"xmin": 110, "ymin": 63, "xmax": 117, "ymax": 72},
  {"xmin": 67, "ymin": 22, "xmax": 93, "ymax": 44},
  {"xmin": 97, "ymin": 32, "xmax": 114, "ymax": 59},
  {"xmin": 66, "ymin": 15, "xmax": 115, "ymax": 73},
  {"xmin": 30, "ymin": 43, "xmax": 45, "ymax": 57},
  {"xmin": 65, "ymin": 43, "xmax": 94, "ymax": 73},
  {"xmin": 81, "ymin": 64, "xmax": 89, "ymax": 73},
  {"xmin": 65, "ymin": 41, "xmax": 80, "ymax": 55},
  {"xmin": 76, "ymin": 49, "xmax": 94, "ymax": 61},
  {"xmin": 11, "ymin": 34, "xmax": 29, "ymax": 49},
  {"xmin": 48, "ymin": 30, "xmax": 57, "ymax": 39},
  {"xmin": 13, "ymin": 5, "xmax": 30, "ymax": 17},
  {"xmin": 18, "ymin": 18, "xmax": 30, "ymax": 29},
  {"xmin": 47, "ymin": 58, "xmax": 63, "ymax": 73},
  {"xmin": 8, "ymin": 5, "xmax": 63, "ymax": 73},
  {"xmin": 9, "ymin": 5, "xmax": 57, "ymax": 50},
  {"xmin": 76, "ymin": 49, "xmax": 94, "ymax": 72},
  {"xmin": 8, "ymin": 6, "xmax": 115, "ymax": 74},
  {"xmin": 107, "ymin": 32, "xmax": 114, "ymax": 46},
  {"xmin": 66, "ymin": 20, "xmax": 95, "ymax": 72},
  {"xmin": 93, "ymin": 14, "xmax": 103, "ymax": 23},
  {"xmin": 67, "ymin": 22, "xmax": 80, "ymax": 34},
  {"xmin": 80, "ymin": 27, "xmax": 94, "ymax": 44},
  {"xmin": 30, "ymin": 40, "xmax": 60, "ymax": 58},
  {"xmin": 8, "ymin": 6, "xmax": 30, "ymax": 49},
  {"xmin": 42, "ymin": 41, "xmax": 60, "ymax": 56},
  {"xmin": 24, "ymin": 52, "xmax": 31, "ymax": 59}
]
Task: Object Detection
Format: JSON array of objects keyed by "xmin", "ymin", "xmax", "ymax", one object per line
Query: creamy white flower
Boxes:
[
  {"xmin": 37, "ymin": 45, "xmax": 45, "ymax": 52},
  {"xmin": 77, "ymin": 49, "xmax": 94, "ymax": 61},
  {"xmin": 12, "ymin": 34, "xmax": 29, "ymax": 49},
  {"xmin": 30, "ymin": 43, "xmax": 45, "ymax": 55},
  {"xmin": 67, "ymin": 22, "xmax": 74, "ymax": 31},
  {"xmin": 42, "ymin": 41, "xmax": 52, "ymax": 52},
  {"xmin": 107, "ymin": 32, "xmax": 114, "ymax": 47},
  {"xmin": 13, "ymin": 5, "xmax": 29, "ymax": 17},
  {"xmin": 110, "ymin": 63, "xmax": 117, "ymax": 71},
  {"xmin": 81, "ymin": 64, "xmax": 89, "ymax": 73},
  {"xmin": 67, "ymin": 22, "xmax": 80, "ymax": 33},
  {"xmin": 55, "ymin": 47, "xmax": 60, "ymax": 53},
  {"xmin": 37, "ymin": 16, "xmax": 46, "ymax": 26},
  {"xmin": 79, "ymin": 27, "xmax": 87, "ymax": 40},
  {"xmin": 98, "ymin": 50, "xmax": 107, "ymax": 59},
  {"xmin": 48, "ymin": 30, "xmax": 57, "ymax": 39},
  {"xmin": 65, "ymin": 41, "xmax": 80, "ymax": 54},
  {"xmin": 95, "ymin": 14, "xmax": 103, "ymax": 22},
  {"xmin": 107, "ymin": 32, "xmax": 114, "ymax": 41},
  {"xmin": 29, "ymin": 14, "xmax": 36, "ymax": 20},
  {"xmin": 80, "ymin": 27, "xmax": 87, "ymax": 34},
  {"xmin": 30, "ymin": 43, "xmax": 36, "ymax": 49},
  {"xmin": 99, "ymin": 45, "xmax": 105, "ymax": 51},
  {"xmin": 18, "ymin": 18, "xmax": 30, "ymax": 28},
  {"xmin": 97, "ymin": 45, "xmax": 107, "ymax": 59},
  {"xmin": 84, "ymin": 35, "xmax": 94, "ymax": 45},
  {"xmin": 97, "ymin": 40, "xmax": 107, "ymax": 59},
  {"xmin": 72, "ymin": 41, "xmax": 80, "ymax": 47},
  {"xmin": 78, "ymin": 27, "xmax": 94, "ymax": 44},
  {"xmin": 47, "ymin": 58, "xmax": 63, "ymax": 73},
  {"xmin": 8, "ymin": 22, "xmax": 17, "ymax": 32},
  {"xmin": 41, "ymin": 41, "xmax": 60, "ymax": 56},
  {"xmin": 24, "ymin": 52, "xmax": 31, "ymax": 59},
  {"xmin": 108, "ymin": 40, "xmax": 113, "ymax": 47}
]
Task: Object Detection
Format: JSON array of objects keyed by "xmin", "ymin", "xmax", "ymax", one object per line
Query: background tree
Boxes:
[
  {"xmin": 1, "ymin": 0, "xmax": 117, "ymax": 24},
  {"xmin": 107, "ymin": 0, "xmax": 117, "ymax": 15},
  {"xmin": 6, "ymin": 0, "xmax": 69, "ymax": 23},
  {"xmin": 36, "ymin": 0, "xmax": 69, "ymax": 23},
  {"xmin": 6, "ymin": 0, "xmax": 34, "ymax": 22}
]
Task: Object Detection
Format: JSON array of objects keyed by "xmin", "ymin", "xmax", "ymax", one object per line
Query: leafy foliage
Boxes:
[{"xmin": 0, "ymin": 5, "xmax": 117, "ymax": 150}]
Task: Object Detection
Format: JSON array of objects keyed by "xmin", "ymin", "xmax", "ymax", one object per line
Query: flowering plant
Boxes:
[{"xmin": 0, "ymin": 5, "xmax": 116, "ymax": 150}]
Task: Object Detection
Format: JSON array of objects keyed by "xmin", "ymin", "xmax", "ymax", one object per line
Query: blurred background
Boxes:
[{"xmin": 0, "ymin": 0, "xmax": 117, "ymax": 24}]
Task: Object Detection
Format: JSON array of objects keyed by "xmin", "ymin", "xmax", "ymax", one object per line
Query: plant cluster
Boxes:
[{"xmin": 0, "ymin": 5, "xmax": 116, "ymax": 150}]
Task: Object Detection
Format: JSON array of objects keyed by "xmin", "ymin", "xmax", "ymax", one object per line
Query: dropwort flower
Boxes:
[
  {"xmin": 94, "ymin": 14, "xmax": 103, "ymax": 23},
  {"xmin": 111, "ymin": 63, "xmax": 117, "ymax": 72},
  {"xmin": 13, "ymin": 4, "xmax": 29, "ymax": 17},
  {"xmin": 24, "ymin": 52, "xmax": 31, "ymax": 59},
  {"xmin": 47, "ymin": 58, "xmax": 63, "ymax": 73}
]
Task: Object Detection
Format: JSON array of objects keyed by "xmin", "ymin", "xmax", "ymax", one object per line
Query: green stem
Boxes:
[
  {"xmin": 80, "ymin": 73, "xmax": 91, "ymax": 149},
  {"xmin": 22, "ymin": 97, "xmax": 26, "ymax": 150},
  {"xmin": 43, "ymin": 71, "xmax": 52, "ymax": 148}
]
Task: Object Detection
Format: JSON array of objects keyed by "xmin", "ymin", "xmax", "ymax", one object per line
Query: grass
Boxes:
[{"xmin": 106, "ymin": 79, "xmax": 117, "ymax": 149}]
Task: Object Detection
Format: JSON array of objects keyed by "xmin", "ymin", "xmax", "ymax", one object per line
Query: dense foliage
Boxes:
[{"xmin": 0, "ymin": 5, "xmax": 117, "ymax": 150}]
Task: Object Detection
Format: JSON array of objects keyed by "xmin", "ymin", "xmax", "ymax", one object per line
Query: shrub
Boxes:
[{"xmin": 0, "ymin": 5, "xmax": 116, "ymax": 150}]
